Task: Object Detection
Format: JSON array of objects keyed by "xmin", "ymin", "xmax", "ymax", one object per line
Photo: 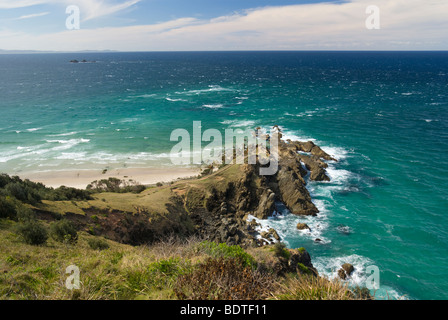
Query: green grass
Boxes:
[
  {"xmin": 0, "ymin": 221, "xmax": 365, "ymax": 300},
  {"xmin": 197, "ymin": 241, "xmax": 257, "ymax": 269}
]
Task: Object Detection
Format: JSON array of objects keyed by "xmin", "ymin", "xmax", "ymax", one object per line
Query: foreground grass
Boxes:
[{"xmin": 0, "ymin": 220, "xmax": 362, "ymax": 300}]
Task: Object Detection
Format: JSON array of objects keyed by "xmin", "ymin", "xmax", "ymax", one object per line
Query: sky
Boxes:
[{"xmin": 0, "ymin": 0, "xmax": 447, "ymax": 51}]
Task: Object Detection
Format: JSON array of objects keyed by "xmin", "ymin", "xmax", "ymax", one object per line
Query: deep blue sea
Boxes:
[{"xmin": 1, "ymin": 51, "xmax": 447, "ymax": 299}]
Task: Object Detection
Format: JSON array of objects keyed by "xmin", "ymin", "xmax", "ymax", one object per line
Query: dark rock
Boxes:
[
  {"xmin": 296, "ymin": 223, "xmax": 311, "ymax": 231},
  {"xmin": 338, "ymin": 263, "xmax": 355, "ymax": 280},
  {"xmin": 287, "ymin": 248, "xmax": 318, "ymax": 276},
  {"xmin": 268, "ymin": 228, "xmax": 281, "ymax": 241},
  {"xmin": 274, "ymin": 166, "xmax": 318, "ymax": 216}
]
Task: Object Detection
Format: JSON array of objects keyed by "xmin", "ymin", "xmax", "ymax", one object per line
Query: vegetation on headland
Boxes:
[
  {"xmin": 0, "ymin": 223, "xmax": 366, "ymax": 300},
  {"xmin": 0, "ymin": 135, "xmax": 372, "ymax": 300},
  {"xmin": 0, "ymin": 172, "xmax": 369, "ymax": 300}
]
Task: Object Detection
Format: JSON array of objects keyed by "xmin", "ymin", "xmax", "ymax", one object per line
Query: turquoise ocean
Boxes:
[{"xmin": 0, "ymin": 52, "xmax": 447, "ymax": 299}]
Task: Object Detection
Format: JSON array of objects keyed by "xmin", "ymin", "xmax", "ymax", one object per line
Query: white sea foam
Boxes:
[
  {"xmin": 247, "ymin": 200, "xmax": 331, "ymax": 246},
  {"xmin": 202, "ymin": 104, "xmax": 224, "ymax": 109},
  {"xmin": 47, "ymin": 131, "xmax": 78, "ymax": 137},
  {"xmin": 133, "ymin": 94, "xmax": 157, "ymax": 98},
  {"xmin": 220, "ymin": 120, "xmax": 256, "ymax": 128},
  {"xmin": 312, "ymin": 254, "xmax": 405, "ymax": 300},
  {"xmin": 320, "ymin": 145, "xmax": 349, "ymax": 160},
  {"xmin": 120, "ymin": 118, "xmax": 139, "ymax": 123},
  {"xmin": 176, "ymin": 85, "xmax": 236, "ymax": 95},
  {"xmin": 325, "ymin": 167, "xmax": 352, "ymax": 185},
  {"xmin": 166, "ymin": 97, "xmax": 187, "ymax": 102},
  {"xmin": 26, "ymin": 128, "xmax": 42, "ymax": 132},
  {"xmin": 313, "ymin": 254, "xmax": 375, "ymax": 286},
  {"xmin": 46, "ymin": 138, "xmax": 90, "ymax": 144}
]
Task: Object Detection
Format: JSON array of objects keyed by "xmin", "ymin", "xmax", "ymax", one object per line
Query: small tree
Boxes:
[
  {"xmin": 15, "ymin": 221, "xmax": 48, "ymax": 245},
  {"xmin": 0, "ymin": 196, "xmax": 17, "ymax": 219},
  {"xmin": 50, "ymin": 219, "xmax": 78, "ymax": 244}
]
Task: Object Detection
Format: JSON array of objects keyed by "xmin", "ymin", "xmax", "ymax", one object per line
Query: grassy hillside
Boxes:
[
  {"xmin": 0, "ymin": 171, "xmax": 370, "ymax": 300},
  {"xmin": 0, "ymin": 220, "xmax": 363, "ymax": 300}
]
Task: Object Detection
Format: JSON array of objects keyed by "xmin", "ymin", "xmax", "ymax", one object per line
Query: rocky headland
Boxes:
[
  {"xmin": 0, "ymin": 126, "xmax": 368, "ymax": 299},
  {"xmin": 35, "ymin": 127, "xmax": 338, "ymax": 275}
]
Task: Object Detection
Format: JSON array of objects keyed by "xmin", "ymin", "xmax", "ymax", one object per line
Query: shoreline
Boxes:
[{"xmin": 14, "ymin": 167, "xmax": 201, "ymax": 189}]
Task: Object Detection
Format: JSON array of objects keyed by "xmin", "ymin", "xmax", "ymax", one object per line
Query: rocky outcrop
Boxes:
[
  {"xmin": 287, "ymin": 248, "xmax": 319, "ymax": 276},
  {"xmin": 297, "ymin": 223, "xmax": 311, "ymax": 231},
  {"xmin": 338, "ymin": 263, "xmax": 355, "ymax": 280},
  {"xmin": 291, "ymin": 140, "xmax": 337, "ymax": 162},
  {"xmin": 260, "ymin": 228, "xmax": 281, "ymax": 243},
  {"xmin": 176, "ymin": 127, "xmax": 337, "ymax": 247}
]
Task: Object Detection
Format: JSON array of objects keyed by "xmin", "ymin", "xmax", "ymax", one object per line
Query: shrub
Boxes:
[
  {"xmin": 174, "ymin": 257, "xmax": 273, "ymax": 300},
  {"xmin": 0, "ymin": 196, "xmax": 17, "ymax": 219},
  {"xmin": 47, "ymin": 186, "xmax": 93, "ymax": 201},
  {"xmin": 87, "ymin": 237, "xmax": 110, "ymax": 250},
  {"xmin": 272, "ymin": 242, "xmax": 291, "ymax": 260},
  {"xmin": 86, "ymin": 178, "xmax": 145, "ymax": 194},
  {"xmin": 198, "ymin": 241, "xmax": 257, "ymax": 268},
  {"xmin": 273, "ymin": 274, "xmax": 356, "ymax": 300},
  {"xmin": 50, "ymin": 219, "xmax": 78, "ymax": 244},
  {"xmin": 15, "ymin": 204, "xmax": 35, "ymax": 223},
  {"xmin": 15, "ymin": 221, "xmax": 48, "ymax": 245},
  {"xmin": 297, "ymin": 263, "xmax": 312, "ymax": 275},
  {"xmin": 0, "ymin": 173, "xmax": 92, "ymax": 204}
]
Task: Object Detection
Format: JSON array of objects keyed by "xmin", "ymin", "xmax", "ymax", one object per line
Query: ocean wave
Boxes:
[
  {"xmin": 54, "ymin": 151, "xmax": 170, "ymax": 163},
  {"xmin": 247, "ymin": 201, "xmax": 331, "ymax": 246},
  {"xmin": 26, "ymin": 128, "xmax": 42, "ymax": 132},
  {"xmin": 320, "ymin": 146, "xmax": 349, "ymax": 160},
  {"xmin": 220, "ymin": 120, "xmax": 256, "ymax": 128},
  {"xmin": 120, "ymin": 118, "xmax": 140, "ymax": 123},
  {"xmin": 313, "ymin": 254, "xmax": 375, "ymax": 286},
  {"xmin": 202, "ymin": 104, "xmax": 224, "ymax": 109},
  {"xmin": 166, "ymin": 97, "xmax": 188, "ymax": 102},
  {"xmin": 312, "ymin": 254, "xmax": 405, "ymax": 300},
  {"xmin": 47, "ymin": 131, "xmax": 78, "ymax": 137},
  {"xmin": 176, "ymin": 85, "xmax": 237, "ymax": 95},
  {"xmin": 132, "ymin": 93, "xmax": 157, "ymax": 98}
]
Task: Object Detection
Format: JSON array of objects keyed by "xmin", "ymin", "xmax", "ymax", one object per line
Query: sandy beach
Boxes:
[{"xmin": 18, "ymin": 167, "xmax": 201, "ymax": 189}]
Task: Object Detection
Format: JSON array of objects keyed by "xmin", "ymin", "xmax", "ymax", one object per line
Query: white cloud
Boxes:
[
  {"xmin": 14, "ymin": 11, "xmax": 49, "ymax": 19},
  {"xmin": 1, "ymin": 0, "xmax": 447, "ymax": 51},
  {"xmin": 72, "ymin": 0, "xmax": 141, "ymax": 21},
  {"xmin": 0, "ymin": 0, "xmax": 141, "ymax": 20},
  {"xmin": 0, "ymin": 0, "xmax": 46, "ymax": 9}
]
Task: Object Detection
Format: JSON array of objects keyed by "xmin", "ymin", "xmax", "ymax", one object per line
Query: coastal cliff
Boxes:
[{"xmin": 0, "ymin": 131, "xmax": 369, "ymax": 300}]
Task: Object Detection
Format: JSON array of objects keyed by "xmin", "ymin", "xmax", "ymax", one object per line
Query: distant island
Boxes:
[{"xmin": 69, "ymin": 59, "xmax": 96, "ymax": 63}]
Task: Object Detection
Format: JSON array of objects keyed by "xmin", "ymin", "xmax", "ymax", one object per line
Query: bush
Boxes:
[
  {"xmin": 46, "ymin": 186, "xmax": 93, "ymax": 201},
  {"xmin": 273, "ymin": 274, "xmax": 356, "ymax": 300},
  {"xmin": 198, "ymin": 241, "xmax": 256, "ymax": 268},
  {"xmin": 15, "ymin": 221, "xmax": 48, "ymax": 245},
  {"xmin": 15, "ymin": 204, "xmax": 35, "ymax": 223},
  {"xmin": 174, "ymin": 257, "xmax": 272, "ymax": 300},
  {"xmin": 87, "ymin": 237, "xmax": 110, "ymax": 250},
  {"xmin": 272, "ymin": 242, "xmax": 291, "ymax": 260},
  {"xmin": 0, "ymin": 173, "xmax": 92, "ymax": 204},
  {"xmin": 86, "ymin": 178, "xmax": 145, "ymax": 194},
  {"xmin": 50, "ymin": 219, "xmax": 78, "ymax": 244},
  {"xmin": 0, "ymin": 196, "xmax": 17, "ymax": 219}
]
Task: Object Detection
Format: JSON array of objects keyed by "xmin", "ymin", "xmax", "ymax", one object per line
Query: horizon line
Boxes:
[{"xmin": 1, "ymin": 49, "xmax": 448, "ymax": 54}]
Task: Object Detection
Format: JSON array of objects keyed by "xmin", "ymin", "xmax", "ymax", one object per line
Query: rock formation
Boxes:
[{"xmin": 338, "ymin": 263, "xmax": 355, "ymax": 280}]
